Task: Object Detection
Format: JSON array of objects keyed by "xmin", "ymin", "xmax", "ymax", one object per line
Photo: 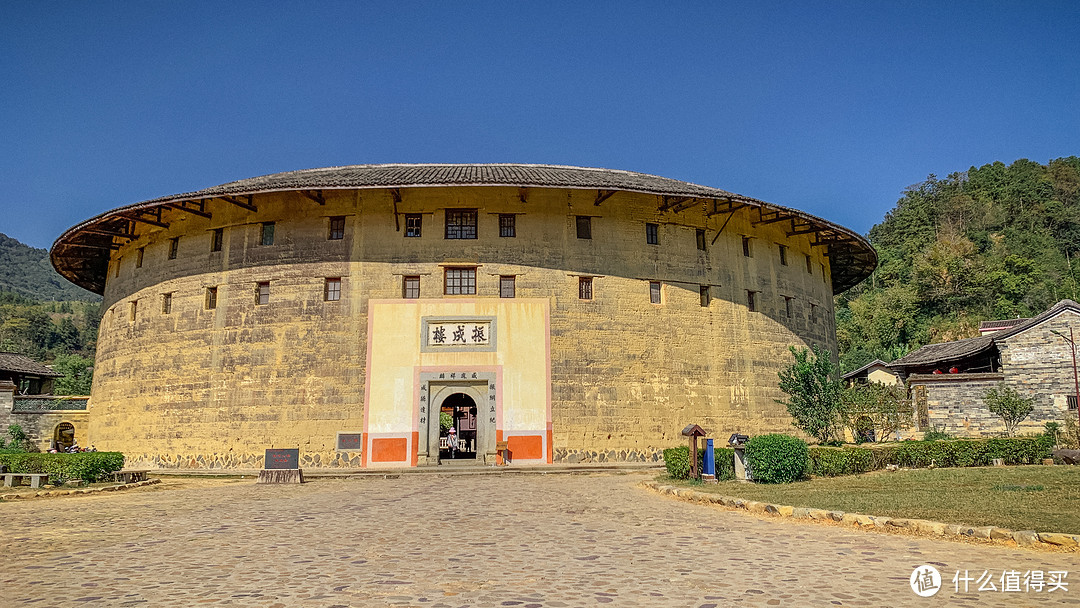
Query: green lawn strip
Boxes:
[{"xmin": 662, "ymin": 465, "xmax": 1080, "ymax": 534}]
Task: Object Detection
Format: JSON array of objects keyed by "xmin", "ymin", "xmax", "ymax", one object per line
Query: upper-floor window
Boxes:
[
  {"xmin": 746, "ymin": 290, "xmax": 757, "ymax": 312},
  {"xmin": 699, "ymin": 285, "xmax": 710, "ymax": 307},
  {"xmin": 649, "ymin": 281, "xmax": 662, "ymax": 303},
  {"xmin": 444, "ymin": 267, "xmax": 476, "ymax": 295},
  {"xmin": 405, "ymin": 214, "xmax": 422, "ymax": 237},
  {"xmin": 500, "ymin": 275, "xmax": 516, "ymax": 298},
  {"xmin": 260, "ymin": 222, "xmax": 275, "ymax": 246},
  {"xmin": 742, "ymin": 236, "xmax": 752, "ymax": 257},
  {"xmin": 402, "ymin": 276, "xmax": 420, "ymax": 299},
  {"xmin": 211, "ymin": 228, "xmax": 223, "ymax": 252},
  {"xmin": 206, "ymin": 287, "xmax": 218, "ymax": 310},
  {"xmin": 499, "ymin": 214, "xmax": 516, "ymax": 238},
  {"xmin": 646, "ymin": 223, "xmax": 659, "ymax": 245},
  {"xmin": 576, "ymin": 216, "xmax": 592, "ymax": 239},
  {"xmin": 328, "ymin": 216, "xmax": 345, "ymax": 240},
  {"xmin": 784, "ymin": 296, "xmax": 793, "ymax": 318},
  {"xmin": 114, "ymin": 257, "xmax": 121, "ymax": 277},
  {"xmin": 779, "ymin": 244, "xmax": 788, "ymax": 266},
  {"xmin": 810, "ymin": 302, "xmax": 819, "ymax": 323},
  {"xmin": 162, "ymin": 292, "xmax": 172, "ymax": 314},
  {"xmin": 696, "ymin": 229, "xmax": 707, "ymax": 251},
  {"xmin": 129, "ymin": 300, "xmax": 138, "ymax": 322},
  {"xmin": 168, "ymin": 237, "xmax": 179, "ymax": 260},
  {"xmin": 821, "ymin": 263, "xmax": 827, "ymax": 283},
  {"xmin": 806, "ymin": 254, "xmax": 813, "ymax": 273},
  {"xmin": 324, "ymin": 278, "xmax": 341, "ymax": 301},
  {"xmin": 578, "ymin": 276, "xmax": 593, "ymax": 300},
  {"xmin": 445, "ymin": 209, "xmax": 477, "ymax": 239},
  {"xmin": 136, "ymin": 247, "xmax": 144, "ymax": 268},
  {"xmin": 256, "ymin": 281, "xmax": 270, "ymax": 305}
]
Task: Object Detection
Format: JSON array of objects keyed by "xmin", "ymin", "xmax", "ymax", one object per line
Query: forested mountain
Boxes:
[
  {"xmin": 837, "ymin": 156, "xmax": 1080, "ymax": 372},
  {"xmin": 0, "ymin": 232, "xmax": 100, "ymax": 302}
]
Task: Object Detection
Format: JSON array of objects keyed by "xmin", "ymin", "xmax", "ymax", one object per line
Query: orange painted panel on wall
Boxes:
[
  {"xmin": 371, "ymin": 437, "xmax": 408, "ymax": 462},
  {"xmin": 507, "ymin": 435, "xmax": 544, "ymax": 460}
]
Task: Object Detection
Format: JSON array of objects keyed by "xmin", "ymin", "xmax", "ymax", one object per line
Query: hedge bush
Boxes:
[
  {"xmin": 744, "ymin": 434, "xmax": 808, "ymax": 484},
  {"xmin": 806, "ymin": 436, "xmax": 1053, "ymax": 477},
  {"xmin": 662, "ymin": 445, "xmax": 735, "ymax": 481},
  {"xmin": 0, "ymin": 452, "xmax": 125, "ymax": 483}
]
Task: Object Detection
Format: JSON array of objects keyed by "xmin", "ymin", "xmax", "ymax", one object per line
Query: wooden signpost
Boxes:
[{"xmin": 680, "ymin": 424, "xmax": 707, "ymax": 479}]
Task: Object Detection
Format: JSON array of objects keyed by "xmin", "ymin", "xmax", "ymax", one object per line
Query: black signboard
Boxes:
[
  {"xmin": 265, "ymin": 448, "xmax": 299, "ymax": 470},
  {"xmin": 337, "ymin": 433, "xmax": 362, "ymax": 450}
]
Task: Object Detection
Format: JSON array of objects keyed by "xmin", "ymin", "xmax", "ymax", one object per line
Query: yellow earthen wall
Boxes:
[{"xmin": 91, "ymin": 186, "xmax": 835, "ymax": 468}]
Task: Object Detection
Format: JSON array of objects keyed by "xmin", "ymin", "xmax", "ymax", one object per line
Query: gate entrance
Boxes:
[
  {"xmin": 418, "ymin": 372, "xmax": 498, "ymax": 466},
  {"xmin": 440, "ymin": 393, "xmax": 477, "ymax": 460}
]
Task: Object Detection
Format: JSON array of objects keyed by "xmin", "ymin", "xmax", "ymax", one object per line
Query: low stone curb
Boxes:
[
  {"xmin": 640, "ymin": 480, "xmax": 1079, "ymax": 552},
  {"xmin": 0, "ymin": 478, "xmax": 161, "ymax": 501}
]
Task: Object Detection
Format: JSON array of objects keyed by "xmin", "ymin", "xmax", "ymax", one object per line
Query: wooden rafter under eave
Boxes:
[
  {"xmin": 389, "ymin": 188, "xmax": 401, "ymax": 231},
  {"xmin": 219, "ymin": 195, "xmax": 257, "ymax": 212},
  {"xmin": 80, "ymin": 226, "xmax": 136, "ymax": 239},
  {"xmin": 752, "ymin": 210, "xmax": 795, "ymax": 226},
  {"xmin": 594, "ymin": 189, "xmax": 616, "ymax": 206},
  {"xmin": 705, "ymin": 199, "xmax": 743, "ymax": 217},
  {"xmin": 658, "ymin": 195, "xmax": 691, "ymax": 212},
  {"xmin": 120, "ymin": 208, "xmax": 169, "ymax": 229},
  {"xmin": 299, "ymin": 190, "xmax": 325, "ymax": 205},
  {"xmin": 167, "ymin": 201, "xmax": 212, "ymax": 219}
]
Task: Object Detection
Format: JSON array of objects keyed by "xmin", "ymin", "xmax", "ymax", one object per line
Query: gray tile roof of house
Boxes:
[
  {"xmin": 0, "ymin": 352, "xmax": 62, "ymax": 377},
  {"xmin": 891, "ymin": 299, "xmax": 1080, "ymax": 369},
  {"xmin": 978, "ymin": 318, "xmax": 1029, "ymax": 332},
  {"xmin": 841, "ymin": 359, "xmax": 893, "ymax": 380},
  {"xmin": 51, "ymin": 164, "xmax": 877, "ymax": 295}
]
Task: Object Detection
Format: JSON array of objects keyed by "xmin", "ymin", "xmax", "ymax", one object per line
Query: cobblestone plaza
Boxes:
[{"xmin": 1, "ymin": 472, "xmax": 1076, "ymax": 607}]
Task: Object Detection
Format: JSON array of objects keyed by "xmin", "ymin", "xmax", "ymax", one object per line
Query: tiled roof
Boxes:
[
  {"xmin": 841, "ymin": 359, "xmax": 892, "ymax": 380},
  {"xmin": 0, "ymin": 352, "xmax": 62, "ymax": 377},
  {"xmin": 891, "ymin": 299, "xmax": 1080, "ymax": 368},
  {"xmin": 51, "ymin": 164, "xmax": 877, "ymax": 295},
  {"xmin": 978, "ymin": 318, "xmax": 1028, "ymax": 332}
]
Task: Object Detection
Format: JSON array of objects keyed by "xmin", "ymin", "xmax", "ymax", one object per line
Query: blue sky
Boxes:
[{"xmin": 2, "ymin": 1, "xmax": 1078, "ymax": 249}]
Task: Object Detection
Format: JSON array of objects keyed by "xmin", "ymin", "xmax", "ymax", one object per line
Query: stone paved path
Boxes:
[{"xmin": 0, "ymin": 472, "xmax": 1076, "ymax": 607}]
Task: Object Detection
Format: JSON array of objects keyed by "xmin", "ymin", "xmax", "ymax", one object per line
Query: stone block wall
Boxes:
[
  {"xmin": 0, "ymin": 382, "xmax": 90, "ymax": 450},
  {"xmin": 999, "ymin": 308, "xmax": 1080, "ymax": 427}
]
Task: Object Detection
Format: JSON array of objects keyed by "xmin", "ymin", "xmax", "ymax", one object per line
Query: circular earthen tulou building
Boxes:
[{"xmin": 52, "ymin": 164, "xmax": 876, "ymax": 469}]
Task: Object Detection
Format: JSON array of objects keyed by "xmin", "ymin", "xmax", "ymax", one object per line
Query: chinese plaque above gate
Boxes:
[{"xmin": 427, "ymin": 321, "xmax": 490, "ymax": 346}]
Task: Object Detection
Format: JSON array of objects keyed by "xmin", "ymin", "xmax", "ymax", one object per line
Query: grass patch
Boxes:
[{"xmin": 662, "ymin": 465, "xmax": 1080, "ymax": 534}]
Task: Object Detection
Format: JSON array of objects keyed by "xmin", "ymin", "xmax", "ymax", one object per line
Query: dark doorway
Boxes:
[
  {"xmin": 55, "ymin": 422, "xmax": 75, "ymax": 451},
  {"xmin": 440, "ymin": 393, "xmax": 477, "ymax": 460}
]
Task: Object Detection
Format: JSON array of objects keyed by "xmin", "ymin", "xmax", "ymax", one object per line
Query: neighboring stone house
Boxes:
[
  {"xmin": 890, "ymin": 299, "xmax": 1080, "ymax": 437},
  {"xmin": 841, "ymin": 359, "xmax": 899, "ymax": 387},
  {"xmin": 0, "ymin": 353, "xmax": 90, "ymax": 451}
]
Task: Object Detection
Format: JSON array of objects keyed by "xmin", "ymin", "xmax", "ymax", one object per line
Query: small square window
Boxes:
[
  {"xmin": 206, "ymin": 287, "xmax": 218, "ymax": 310},
  {"xmin": 499, "ymin": 214, "xmax": 516, "ymax": 238},
  {"xmin": 576, "ymin": 216, "xmax": 592, "ymax": 240},
  {"xmin": 779, "ymin": 244, "xmax": 788, "ymax": 266},
  {"xmin": 444, "ymin": 267, "xmax": 477, "ymax": 295},
  {"xmin": 129, "ymin": 300, "xmax": 137, "ymax": 322},
  {"xmin": 806, "ymin": 254, "xmax": 813, "ymax": 273},
  {"xmin": 747, "ymin": 290, "xmax": 757, "ymax": 312},
  {"xmin": 324, "ymin": 278, "xmax": 341, "ymax": 301},
  {"xmin": 257, "ymin": 281, "xmax": 270, "ymax": 305},
  {"xmin": 136, "ymin": 247, "xmax": 144, "ymax": 268},
  {"xmin": 168, "ymin": 237, "xmax": 179, "ymax": 260},
  {"xmin": 405, "ymin": 214, "xmax": 422, "ymax": 237},
  {"xmin": 810, "ymin": 302, "xmax": 818, "ymax": 323},
  {"xmin": 784, "ymin": 296, "xmax": 793, "ymax": 318},
  {"xmin": 578, "ymin": 276, "xmax": 593, "ymax": 300},
  {"xmin": 261, "ymin": 223, "xmax": 275, "ymax": 246},
  {"xmin": 742, "ymin": 237, "xmax": 752, "ymax": 257},
  {"xmin": 1069, "ymin": 395, "xmax": 1078, "ymax": 411},
  {"xmin": 696, "ymin": 229, "xmax": 706, "ymax": 251},
  {"xmin": 500, "ymin": 275, "xmax": 516, "ymax": 298},
  {"xmin": 445, "ymin": 209, "xmax": 478, "ymax": 239},
  {"xmin": 328, "ymin": 216, "xmax": 345, "ymax": 240},
  {"xmin": 211, "ymin": 228, "xmax": 223, "ymax": 252},
  {"xmin": 646, "ymin": 223, "xmax": 659, "ymax": 245},
  {"xmin": 162, "ymin": 292, "xmax": 172, "ymax": 314},
  {"xmin": 700, "ymin": 285, "xmax": 710, "ymax": 307},
  {"xmin": 402, "ymin": 276, "xmax": 420, "ymax": 299},
  {"xmin": 115, "ymin": 257, "xmax": 121, "ymax": 277},
  {"xmin": 649, "ymin": 281, "xmax": 661, "ymax": 304}
]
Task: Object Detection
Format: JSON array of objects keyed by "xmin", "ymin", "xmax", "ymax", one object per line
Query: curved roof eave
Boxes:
[{"xmin": 50, "ymin": 164, "xmax": 878, "ymax": 295}]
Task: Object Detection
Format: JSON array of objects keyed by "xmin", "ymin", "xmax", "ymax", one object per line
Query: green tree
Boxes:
[
  {"xmin": 983, "ymin": 383, "xmax": 1035, "ymax": 437},
  {"xmin": 776, "ymin": 345, "xmax": 843, "ymax": 443},
  {"xmin": 52, "ymin": 353, "xmax": 94, "ymax": 395}
]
